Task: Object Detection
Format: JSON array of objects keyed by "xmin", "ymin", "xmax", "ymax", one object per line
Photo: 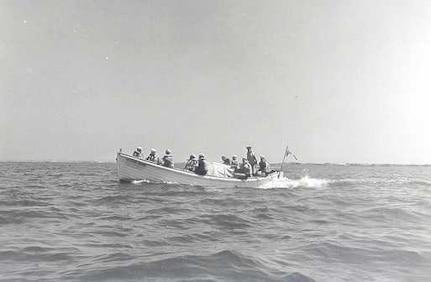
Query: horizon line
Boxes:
[{"xmin": 0, "ymin": 160, "xmax": 430, "ymax": 166}]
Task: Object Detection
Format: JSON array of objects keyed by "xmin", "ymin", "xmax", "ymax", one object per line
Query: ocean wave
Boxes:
[
  {"xmin": 65, "ymin": 250, "xmax": 316, "ymax": 281},
  {"xmin": 0, "ymin": 246, "xmax": 78, "ymax": 263},
  {"xmin": 328, "ymin": 177, "xmax": 419, "ymax": 187},
  {"xmin": 199, "ymin": 213, "xmax": 254, "ymax": 230},
  {"xmin": 359, "ymin": 206, "xmax": 424, "ymax": 223},
  {"xmin": 303, "ymin": 241, "xmax": 426, "ymax": 266},
  {"xmin": 277, "ymin": 177, "xmax": 431, "ymax": 190},
  {"xmin": 2, "ymin": 162, "xmax": 430, "ymax": 282},
  {"xmin": 92, "ymin": 195, "xmax": 132, "ymax": 205},
  {"xmin": 0, "ymin": 209, "xmax": 68, "ymax": 225},
  {"xmin": 407, "ymin": 180, "xmax": 431, "ymax": 187},
  {"xmin": 0, "ymin": 199, "xmax": 51, "ymax": 207}
]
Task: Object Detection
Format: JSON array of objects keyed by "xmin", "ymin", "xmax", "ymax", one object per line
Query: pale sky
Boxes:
[{"xmin": 1, "ymin": 0, "xmax": 430, "ymax": 164}]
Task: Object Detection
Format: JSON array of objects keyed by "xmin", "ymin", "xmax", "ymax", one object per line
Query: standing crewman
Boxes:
[{"xmin": 246, "ymin": 146, "xmax": 258, "ymax": 175}]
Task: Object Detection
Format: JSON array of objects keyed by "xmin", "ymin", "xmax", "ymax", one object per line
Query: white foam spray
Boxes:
[
  {"xmin": 131, "ymin": 179, "xmax": 150, "ymax": 185},
  {"xmin": 261, "ymin": 175, "xmax": 329, "ymax": 189}
]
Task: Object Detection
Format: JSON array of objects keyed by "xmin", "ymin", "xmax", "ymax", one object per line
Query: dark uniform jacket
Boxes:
[
  {"xmin": 195, "ymin": 159, "xmax": 208, "ymax": 176},
  {"xmin": 146, "ymin": 153, "xmax": 158, "ymax": 162}
]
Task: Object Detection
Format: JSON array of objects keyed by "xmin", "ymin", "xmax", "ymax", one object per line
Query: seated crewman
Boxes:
[
  {"xmin": 231, "ymin": 155, "xmax": 239, "ymax": 171},
  {"xmin": 257, "ymin": 155, "xmax": 271, "ymax": 176},
  {"xmin": 146, "ymin": 148, "xmax": 159, "ymax": 163},
  {"xmin": 184, "ymin": 154, "xmax": 198, "ymax": 171},
  {"xmin": 133, "ymin": 147, "xmax": 143, "ymax": 158},
  {"xmin": 221, "ymin": 156, "xmax": 231, "ymax": 165},
  {"xmin": 240, "ymin": 158, "xmax": 252, "ymax": 178},
  {"xmin": 195, "ymin": 154, "xmax": 208, "ymax": 176},
  {"xmin": 162, "ymin": 149, "xmax": 174, "ymax": 168}
]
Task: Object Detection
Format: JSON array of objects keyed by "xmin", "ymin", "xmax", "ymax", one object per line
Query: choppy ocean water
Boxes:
[{"xmin": 0, "ymin": 162, "xmax": 430, "ymax": 282}]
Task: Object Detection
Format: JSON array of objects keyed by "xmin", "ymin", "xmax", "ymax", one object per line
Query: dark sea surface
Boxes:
[{"xmin": 1, "ymin": 162, "xmax": 430, "ymax": 282}]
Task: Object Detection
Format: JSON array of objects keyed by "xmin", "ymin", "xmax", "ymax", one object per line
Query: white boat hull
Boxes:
[{"xmin": 116, "ymin": 153, "xmax": 277, "ymax": 188}]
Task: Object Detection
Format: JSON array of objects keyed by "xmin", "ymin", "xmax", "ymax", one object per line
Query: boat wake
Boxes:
[
  {"xmin": 262, "ymin": 175, "xmax": 329, "ymax": 189},
  {"xmin": 131, "ymin": 179, "xmax": 151, "ymax": 185},
  {"xmin": 130, "ymin": 175, "xmax": 329, "ymax": 189}
]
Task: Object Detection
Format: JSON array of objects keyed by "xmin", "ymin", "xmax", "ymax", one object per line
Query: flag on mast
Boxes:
[
  {"xmin": 285, "ymin": 146, "xmax": 298, "ymax": 160},
  {"xmin": 285, "ymin": 146, "xmax": 290, "ymax": 157}
]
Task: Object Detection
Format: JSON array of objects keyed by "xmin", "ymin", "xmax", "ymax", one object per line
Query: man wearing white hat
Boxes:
[
  {"xmin": 162, "ymin": 149, "xmax": 174, "ymax": 168},
  {"xmin": 146, "ymin": 148, "xmax": 159, "ymax": 163}
]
